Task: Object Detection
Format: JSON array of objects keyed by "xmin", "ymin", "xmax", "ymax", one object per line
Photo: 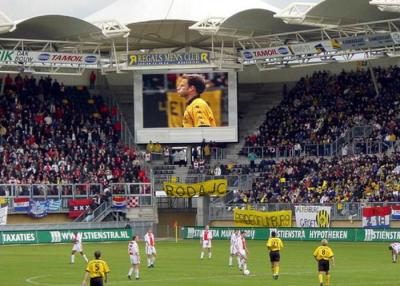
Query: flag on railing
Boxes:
[
  {"xmin": 68, "ymin": 199, "xmax": 92, "ymax": 218},
  {"xmin": 0, "ymin": 205, "xmax": 8, "ymax": 225},
  {"xmin": 28, "ymin": 200, "xmax": 49, "ymax": 218},
  {"xmin": 14, "ymin": 198, "xmax": 30, "ymax": 212},
  {"xmin": 112, "ymin": 197, "xmax": 127, "ymax": 209},
  {"xmin": 391, "ymin": 205, "xmax": 400, "ymax": 219},
  {"xmin": 48, "ymin": 199, "xmax": 62, "ymax": 211},
  {"xmin": 362, "ymin": 206, "xmax": 391, "ymax": 228},
  {"xmin": 127, "ymin": 197, "xmax": 138, "ymax": 208}
]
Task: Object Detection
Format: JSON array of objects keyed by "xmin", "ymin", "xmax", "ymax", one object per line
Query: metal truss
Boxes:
[
  {"xmin": 273, "ymin": 2, "xmax": 336, "ymax": 28},
  {"xmin": 0, "ymin": 38, "xmax": 101, "ymax": 75},
  {"xmin": 234, "ymin": 18, "xmax": 400, "ymax": 70},
  {"xmin": 0, "ymin": 11, "xmax": 15, "ymax": 34},
  {"xmin": 370, "ymin": 0, "xmax": 400, "ymax": 12},
  {"xmin": 91, "ymin": 19, "xmax": 130, "ymax": 39}
]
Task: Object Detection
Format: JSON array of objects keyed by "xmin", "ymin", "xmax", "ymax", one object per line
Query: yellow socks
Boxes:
[{"xmin": 318, "ymin": 273, "xmax": 323, "ymax": 284}]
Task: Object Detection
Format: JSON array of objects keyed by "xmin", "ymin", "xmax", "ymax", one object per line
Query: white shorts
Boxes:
[
  {"xmin": 202, "ymin": 240, "xmax": 212, "ymax": 248},
  {"xmin": 146, "ymin": 246, "xmax": 157, "ymax": 255},
  {"xmin": 238, "ymin": 249, "xmax": 247, "ymax": 259},
  {"xmin": 72, "ymin": 243, "xmax": 82, "ymax": 252},
  {"xmin": 130, "ymin": 255, "xmax": 140, "ymax": 265},
  {"xmin": 230, "ymin": 245, "xmax": 237, "ymax": 255}
]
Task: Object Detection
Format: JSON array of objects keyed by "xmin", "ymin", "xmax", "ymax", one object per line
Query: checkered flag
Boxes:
[{"xmin": 127, "ymin": 197, "xmax": 138, "ymax": 208}]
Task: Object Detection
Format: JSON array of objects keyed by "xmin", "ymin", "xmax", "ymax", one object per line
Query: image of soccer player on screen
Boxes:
[{"xmin": 177, "ymin": 74, "xmax": 216, "ymax": 128}]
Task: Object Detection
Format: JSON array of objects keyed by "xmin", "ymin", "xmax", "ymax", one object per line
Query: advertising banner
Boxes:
[
  {"xmin": 0, "ymin": 50, "xmax": 99, "ymax": 65},
  {"xmin": 337, "ymin": 33, "xmax": 394, "ymax": 50},
  {"xmin": 289, "ymin": 40, "xmax": 338, "ymax": 55},
  {"xmin": 183, "ymin": 227, "xmax": 400, "ymax": 242},
  {"xmin": 0, "ymin": 228, "xmax": 132, "ymax": 245},
  {"xmin": 163, "ymin": 179, "xmax": 227, "ymax": 198},
  {"xmin": 362, "ymin": 206, "xmax": 390, "ymax": 228},
  {"xmin": 233, "ymin": 209, "xmax": 292, "ymax": 227},
  {"xmin": 128, "ymin": 52, "xmax": 210, "ymax": 66},
  {"xmin": 240, "ymin": 46, "xmax": 291, "ymax": 60},
  {"xmin": 295, "ymin": 205, "xmax": 332, "ymax": 228},
  {"xmin": 183, "ymin": 226, "xmax": 354, "ymax": 241}
]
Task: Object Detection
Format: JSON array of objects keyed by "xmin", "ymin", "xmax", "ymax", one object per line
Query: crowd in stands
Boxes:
[
  {"xmin": 0, "ymin": 74, "xmax": 147, "ymax": 195},
  {"xmin": 233, "ymin": 153, "xmax": 400, "ymax": 204},
  {"xmin": 241, "ymin": 67, "xmax": 400, "ymax": 157}
]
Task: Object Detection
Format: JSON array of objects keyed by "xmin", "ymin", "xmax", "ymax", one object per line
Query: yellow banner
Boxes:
[
  {"xmin": 166, "ymin": 90, "xmax": 222, "ymax": 127},
  {"xmin": 234, "ymin": 209, "xmax": 292, "ymax": 227},
  {"xmin": 163, "ymin": 179, "xmax": 227, "ymax": 198}
]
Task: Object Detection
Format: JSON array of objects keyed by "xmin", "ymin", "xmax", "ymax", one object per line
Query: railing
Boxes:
[
  {"xmin": 240, "ymin": 125, "xmax": 382, "ymax": 158},
  {"xmin": 209, "ymin": 202, "xmax": 400, "ymax": 221},
  {"xmin": 241, "ymin": 139, "xmax": 394, "ymax": 158},
  {"xmin": 2, "ymin": 182, "xmax": 153, "ymax": 214}
]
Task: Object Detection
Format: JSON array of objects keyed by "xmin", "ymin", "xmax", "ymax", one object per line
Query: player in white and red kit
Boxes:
[
  {"xmin": 200, "ymin": 225, "xmax": 212, "ymax": 259},
  {"xmin": 389, "ymin": 242, "xmax": 400, "ymax": 263},
  {"xmin": 229, "ymin": 229, "xmax": 240, "ymax": 267},
  {"xmin": 235, "ymin": 231, "xmax": 249, "ymax": 274},
  {"xmin": 128, "ymin": 235, "xmax": 140, "ymax": 280},
  {"xmin": 70, "ymin": 231, "xmax": 88, "ymax": 264},
  {"xmin": 144, "ymin": 229, "xmax": 157, "ymax": 268}
]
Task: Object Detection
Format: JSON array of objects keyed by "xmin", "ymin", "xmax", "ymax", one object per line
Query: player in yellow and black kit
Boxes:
[
  {"xmin": 313, "ymin": 239, "xmax": 335, "ymax": 286},
  {"xmin": 266, "ymin": 231, "xmax": 284, "ymax": 280},
  {"xmin": 177, "ymin": 74, "xmax": 216, "ymax": 127},
  {"xmin": 82, "ymin": 251, "xmax": 110, "ymax": 286}
]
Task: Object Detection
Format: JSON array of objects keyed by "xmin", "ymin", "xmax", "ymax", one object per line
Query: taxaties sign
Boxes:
[{"xmin": 128, "ymin": 52, "xmax": 210, "ymax": 66}]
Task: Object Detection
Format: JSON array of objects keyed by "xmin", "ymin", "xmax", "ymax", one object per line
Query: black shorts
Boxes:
[
  {"xmin": 269, "ymin": 251, "xmax": 280, "ymax": 262},
  {"xmin": 318, "ymin": 259, "xmax": 330, "ymax": 272},
  {"xmin": 90, "ymin": 277, "xmax": 103, "ymax": 286}
]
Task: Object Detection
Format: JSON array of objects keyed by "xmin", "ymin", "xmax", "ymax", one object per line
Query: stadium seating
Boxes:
[
  {"xmin": 0, "ymin": 75, "xmax": 146, "ymax": 189},
  {"xmin": 240, "ymin": 67, "xmax": 400, "ymax": 157}
]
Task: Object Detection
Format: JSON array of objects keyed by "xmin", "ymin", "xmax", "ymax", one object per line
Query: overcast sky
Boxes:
[{"xmin": 0, "ymin": 0, "xmax": 322, "ymax": 21}]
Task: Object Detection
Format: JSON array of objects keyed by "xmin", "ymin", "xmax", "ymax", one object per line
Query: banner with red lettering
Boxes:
[
  {"xmin": 68, "ymin": 199, "xmax": 92, "ymax": 218},
  {"xmin": 362, "ymin": 206, "xmax": 391, "ymax": 228}
]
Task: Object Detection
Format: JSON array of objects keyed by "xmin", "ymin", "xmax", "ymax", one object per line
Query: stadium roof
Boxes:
[{"xmin": 0, "ymin": 0, "xmax": 399, "ymax": 53}]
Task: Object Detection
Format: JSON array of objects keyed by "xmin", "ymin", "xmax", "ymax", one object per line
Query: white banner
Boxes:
[
  {"xmin": 289, "ymin": 40, "xmax": 338, "ymax": 55},
  {"xmin": 241, "ymin": 46, "xmax": 291, "ymax": 60},
  {"xmin": 0, "ymin": 206, "xmax": 8, "ymax": 225},
  {"xmin": 295, "ymin": 205, "xmax": 331, "ymax": 228},
  {"xmin": 0, "ymin": 50, "xmax": 99, "ymax": 65}
]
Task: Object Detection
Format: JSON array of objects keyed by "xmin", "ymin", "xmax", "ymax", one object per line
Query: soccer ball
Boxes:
[{"xmin": 243, "ymin": 269, "xmax": 250, "ymax": 275}]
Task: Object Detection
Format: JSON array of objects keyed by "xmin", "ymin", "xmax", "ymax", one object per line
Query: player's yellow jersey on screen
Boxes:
[
  {"xmin": 183, "ymin": 97, "xmax": 216, "ymax": 127},
  {"xmin": 313, "ymin": 246, "xmax": 334, "ymax": 261},
  {"xmin": 85, "ymin": 259, "xmax": 110, "ymax": 278},
  {"xmin": 266, "ymin": 237, "xmax": 284, "ymax": 251}
]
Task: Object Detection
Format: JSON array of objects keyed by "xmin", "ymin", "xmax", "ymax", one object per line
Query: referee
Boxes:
[
  {"xmin": 266, "ymin": 231, "xmax": 284, "ymax": 280},
  {"xmin": 313, "ymin": 239, "xmax": 335, "ymax": 286},
  {"xmin": 82, "ymin": 251, "xmax": 110, "ymax": 286}
]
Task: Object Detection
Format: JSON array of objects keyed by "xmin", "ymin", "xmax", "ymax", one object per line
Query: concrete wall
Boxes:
[
  {"xmin": 157, "ymin": 209, "xmax": 196, "ymax": 237},
  {"xmin": 7, "ymin": 214, "xmax": 72, "ymax": 224}
]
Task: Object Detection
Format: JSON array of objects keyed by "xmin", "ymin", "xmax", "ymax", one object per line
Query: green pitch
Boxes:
[{"xmin": 1, "ymin": 240, "xmax": 399, "ymax": 286}]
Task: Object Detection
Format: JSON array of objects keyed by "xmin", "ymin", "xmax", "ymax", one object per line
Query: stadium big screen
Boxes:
[{"xmin": 134, "ymin": 70, "xmax": 238, "ymax": 143}]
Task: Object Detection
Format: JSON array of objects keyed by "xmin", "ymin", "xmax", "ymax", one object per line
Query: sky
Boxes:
[{"xmin": 0, "ymin": 0, "xmax": 322, "ymax": 21}]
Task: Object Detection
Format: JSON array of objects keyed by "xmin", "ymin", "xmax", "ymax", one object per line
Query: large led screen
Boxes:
[{"xmin": 134, "ymin": 70, "xmax": 238, "ymax": 144}]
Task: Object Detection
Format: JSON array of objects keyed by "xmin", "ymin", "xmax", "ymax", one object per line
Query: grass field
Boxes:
[{"xmin": 1, "ymin": 240, "xmax": 399, "ymax": 286}]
